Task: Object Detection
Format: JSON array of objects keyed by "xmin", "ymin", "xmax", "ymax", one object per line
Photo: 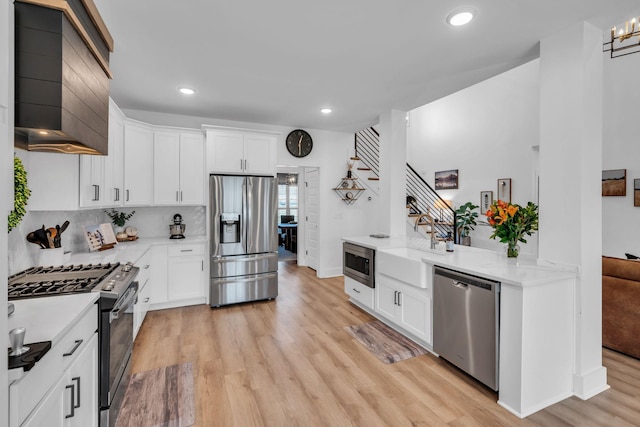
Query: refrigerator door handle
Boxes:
[{"xmin": 241, "ymin": 178, "xmax": 248, "ymax": 253}]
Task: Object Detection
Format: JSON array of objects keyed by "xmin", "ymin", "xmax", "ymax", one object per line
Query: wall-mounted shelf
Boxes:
[{"xmin": 333, "ymin": 177, "xmax": 365, "ymax": 205}]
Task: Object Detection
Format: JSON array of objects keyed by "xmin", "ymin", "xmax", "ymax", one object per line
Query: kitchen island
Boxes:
[{"xmin": 342, "ymin": 236, "xmax": 578, "ymax": 419}]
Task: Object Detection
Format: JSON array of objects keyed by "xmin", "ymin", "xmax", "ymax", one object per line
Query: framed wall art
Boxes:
[
  {"xmin": 480, "ymin": 191, "xmax": 493, "ymax": 212},
  {"xmin": 497, "ymin": 178, "xmax": 511, "ymax": 203},
  {"xmin": 435, "ymin": 169, "xmax": 458, "ymax": 190},
  {"xmin": 602, "ymin": 169, "xmax": 626, "ymax": 196},
  {"xmin": 635, "ymin": 179, "xmax": 640, "ymax": 206}
]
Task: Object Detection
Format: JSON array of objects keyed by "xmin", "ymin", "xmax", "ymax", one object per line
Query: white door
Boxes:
[{"xmin": 305, "ymin": 168, "xmax": 319, "ymax": 271}]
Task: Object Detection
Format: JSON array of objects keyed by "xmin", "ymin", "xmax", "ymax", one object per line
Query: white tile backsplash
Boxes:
[{"xmin": 8, "ymin": 206, "xmax": 206, "ymax": 274}]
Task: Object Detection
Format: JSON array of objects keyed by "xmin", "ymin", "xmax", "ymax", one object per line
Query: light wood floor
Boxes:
[{"xmin": 132, "ymin": 261, "xmax": 640, "ymax": 426}]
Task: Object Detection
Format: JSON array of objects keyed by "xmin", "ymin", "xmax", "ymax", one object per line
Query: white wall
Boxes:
[
  {"xmin": 602, "ymin": 51, "xmax": 640, "ymax": 258},
  {"xmin": 407, "ymin": 59, "xmax": 540, "ymax": 255}
]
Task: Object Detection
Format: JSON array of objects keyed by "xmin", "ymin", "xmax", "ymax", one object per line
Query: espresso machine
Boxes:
[{"xmin": 169, "ymin": 213, "xmax": 186, "ymax": 239}]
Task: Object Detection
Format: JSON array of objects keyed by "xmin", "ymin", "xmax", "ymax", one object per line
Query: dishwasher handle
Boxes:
[{"xmin": 434, "ymin": 266, "xmax": 500, "ymax": 293}]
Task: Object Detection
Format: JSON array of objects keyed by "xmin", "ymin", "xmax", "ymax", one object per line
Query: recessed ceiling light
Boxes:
[
  {"xmin": 446, "ymin": 8, "xmax": 476, "ymax": 26},
  {"xmin": 178, "ymin": 87, "xmax": 195, "ymax": 95},
  {"xmin": 320, "ymin": 108, "xmax": 332, "ymax": 114}
]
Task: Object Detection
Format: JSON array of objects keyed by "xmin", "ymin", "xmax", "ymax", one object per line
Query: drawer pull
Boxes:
[
  {"xmin": 352, "ymin": 288, "xmax": 360, "ymax": 294},
  {"xmin": 63, "ymin": 339, "xmax": 83, "ymax": 357},
  {"xmin": 65, "ymin": 384, "xmax": 75, "ymax": 418},
  {"xmin": 72, "ymin": 376, "xmax": 81, "ymax": 408},
  {"xmin": 180, "ymin": 249, "xmax": 193, "ymax": 252}
]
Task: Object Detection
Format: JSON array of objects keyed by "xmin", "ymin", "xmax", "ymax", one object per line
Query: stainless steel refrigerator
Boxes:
[{"xmin": 209, "ymin": 174, "xmax": 278, "ymax": 307}]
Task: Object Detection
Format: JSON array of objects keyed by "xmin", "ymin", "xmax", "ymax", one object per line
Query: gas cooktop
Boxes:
[{"xmin": 7, "ymin": 263, "xmax": 120, "ymax": 300}]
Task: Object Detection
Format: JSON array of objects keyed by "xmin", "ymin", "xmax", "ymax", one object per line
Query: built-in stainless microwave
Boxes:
[{"xmin": 343, "ymin": 242, "xmax": 374, "ymax": 288}]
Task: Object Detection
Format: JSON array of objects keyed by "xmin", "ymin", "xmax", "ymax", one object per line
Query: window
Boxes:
[{"xmin": 278, "ymin": 173, "xmax": 298, "ymax": 222}]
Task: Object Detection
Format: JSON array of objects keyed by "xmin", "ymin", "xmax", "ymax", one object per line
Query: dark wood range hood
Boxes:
[{"xmin": 14, "ymin": 0, "xmax": 114, "ymax": 155}]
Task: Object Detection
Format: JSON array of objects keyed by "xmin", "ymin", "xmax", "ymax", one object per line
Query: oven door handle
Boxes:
[{"xmin": 109, "ymin": 287, "xmax": 137, "ymax": 323}]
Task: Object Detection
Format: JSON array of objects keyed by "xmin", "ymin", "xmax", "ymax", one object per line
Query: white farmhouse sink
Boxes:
[{"xmin": 377, "ymin": 247, "xmax": 431, "ymax": 288}]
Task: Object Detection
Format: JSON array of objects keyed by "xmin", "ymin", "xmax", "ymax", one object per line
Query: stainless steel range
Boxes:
[
  {"xmin": 8, "ymin": 262, "xmax": 139, "ymax": 427},
  {"xmin": 8, "ymin": 263, "xmax": 120, "ymax": 298}
]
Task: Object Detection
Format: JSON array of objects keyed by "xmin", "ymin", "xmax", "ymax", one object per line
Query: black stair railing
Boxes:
[
  {"xmin": 406, "ymin": 163, "xmax": 457, "ymax": 243},
  {"xmin": 354, "ymin": 127, "xmax": 379, "ymax": 177},
  {"xmin": 354, "ymin": 126, "xmax": 457, "ymax": 243}
]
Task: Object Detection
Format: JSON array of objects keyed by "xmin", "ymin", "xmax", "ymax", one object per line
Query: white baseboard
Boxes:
[{"xmin": 573, "ymin": 366, "xmax": 609, "ymax": 399}]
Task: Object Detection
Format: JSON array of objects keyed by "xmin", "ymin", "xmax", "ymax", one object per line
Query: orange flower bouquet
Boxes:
[{"xmin": 485, "ymin": 200, "xmax": 539, "ymax": 258}]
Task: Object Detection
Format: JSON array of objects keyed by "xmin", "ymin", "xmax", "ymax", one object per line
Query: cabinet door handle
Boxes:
[
  {"xmin": 92, "ymin": 185, "xmax": 99, "ymax": 201},
  {"xmin": 352, "ymin": 288, "xmax": 360, "ymax": 294},
  {"xmin": 176, "ymin": 191, "xmax": 179, "ymax": 202},
  {"xmin": 144, "ymin": 265, "xmax": 150, "ymax": 269},
  {"xmin": 180, "ymin": 191, "xmax": 183, "ymax": 202},
  {"xmin": 72, "ymin": 376, "xmax": 81, "ymax": 409},
  {"xmin": 65, "ymin": 384, "xmax": 75, "ymax": 418},
  {"xmin": 240, "ymin": 159, "xmax": 243, "ymax": 170},
  {"xmin": 114, "ymin": 188, "xmax": 119, "ymax": 202},
  {"xmin": 393, "ymin": 290, "xmax": 397, "ymax": 305},
  {"xmin": 126, "ymin": 189, "xmax": 130, "ymax": 202},
  {"xmin": 63, "ymin": 339, "xmax": 83, "ymax": 357},
  {"xmin": 144, "ymin": 297, "xmax": 150, "ymax": 303},
  {"xmin": 201, "ymin": 260, "xmax": 204, "ymax": 271},
  {"xmin": 397, "ymin": 292, "xmax": 402, "ymax": 307}
]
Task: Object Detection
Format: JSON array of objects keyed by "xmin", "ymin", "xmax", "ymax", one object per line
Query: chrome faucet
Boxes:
[{"xmin": 414, "ymin": 212, "xmax": 437, "ymax": 249}]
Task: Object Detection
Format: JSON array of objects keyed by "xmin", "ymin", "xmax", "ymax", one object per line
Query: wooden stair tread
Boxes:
[
  {"xmin": 350, "ymin": 156, "xmax": 361, "ymax": 160},
  {"xmin": 368, "ymin": 177, "xmax": 380, "ymax": 181},
  {"xmin": 357, "ymin": 167, "xmax": 371, "ymax": 171}
]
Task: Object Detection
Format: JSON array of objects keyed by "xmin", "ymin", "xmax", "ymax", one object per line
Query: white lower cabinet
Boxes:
[
  {"xmin": 150, "ymin": 243, "xmax": 206, "ymax": 311},
  {"xmin": 344, "ymin": 276, "xmax": 374, "ymax": 309},
  {"xmin": 167, "ymin": 244, "xmax": 206, "ymax": 301},
  {"xmin": 10, "ymin": 305, "xmax": 98, "ymax": 427},
  {"xmin": 133, "ymin": 250, "xmax": 153, "ymax": 340},
  {"xmin": 375, "ymin": 273, "xmax": 432, "ymax": 345}
]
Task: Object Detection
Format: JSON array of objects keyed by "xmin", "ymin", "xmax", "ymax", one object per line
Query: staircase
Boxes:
[{"xmin": 354, "ymin": 127, "xmax": 457, "ymax": 242}]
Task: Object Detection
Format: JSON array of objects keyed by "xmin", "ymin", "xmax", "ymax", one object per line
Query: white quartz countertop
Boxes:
[
  {"xmin": 8, "ymin": 292, "xmax": 99, "ymax": 380},
  {"xmin": 67, "ymin": 235, "xmax": 207, "ymax": 265},
  {"xmin": 345, "ymin": 236, "xmax": 577, "ymax": 287}
]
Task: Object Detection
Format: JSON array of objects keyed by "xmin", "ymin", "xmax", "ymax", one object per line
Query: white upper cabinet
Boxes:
[
  {"xmin": 79, "ymin": 100, "xmax": 125, "ymax": 208},
  {"xmin": 103, "ymin": 101, "xmax": 125, "ymax": 207},
  {"xmin": 205, "ymin": 126, "xmax": 277, "ymax": 176},
  {"xmin": 179, "ymin": 133, "xmax": 205, "ymax": 204},
  {"xmin": 153, "ymin": 131, "xmax": 181, "ymax": 204},
  {"xmin": 123, "ymin": 121, "xmax": 154, "ymax": 206},
  {"xmin": 153, "ymin": 130, "xmax": 204, "ymax": 205}
]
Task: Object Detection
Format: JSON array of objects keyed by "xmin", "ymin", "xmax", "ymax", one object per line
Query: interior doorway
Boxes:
[{"xmin": 277, "ymin": 171, "xmax": 299, "ymax": 263}]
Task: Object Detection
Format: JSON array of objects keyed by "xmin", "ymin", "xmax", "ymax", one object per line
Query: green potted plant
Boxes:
[
  {"xmin": 455, "ymin": 202, "xmax": 479, "ymax": 246},
  {"xmin": 8, "ymin": 156, "xmax": 31, "ymax": 233},
  {"xmin": 105, "ymin": 209, "xmax": 135, "ymax": 229}
]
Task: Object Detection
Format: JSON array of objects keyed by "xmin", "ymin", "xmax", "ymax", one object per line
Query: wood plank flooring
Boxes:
[{"xmin": 131, "ymin": 261, "xmax": 640, "ymax": 426}]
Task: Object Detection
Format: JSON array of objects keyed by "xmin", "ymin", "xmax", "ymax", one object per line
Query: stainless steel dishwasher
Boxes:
[{"xmin": 433, "ymin": 266, "xmax": 500, "ymax": 391}]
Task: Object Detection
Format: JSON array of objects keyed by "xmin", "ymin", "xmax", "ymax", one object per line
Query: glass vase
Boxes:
[{"xmin": 506, "ymin": 240, "xmax": 520, "ymax": 258}]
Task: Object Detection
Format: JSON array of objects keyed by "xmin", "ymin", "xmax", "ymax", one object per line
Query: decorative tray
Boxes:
[{"xmin": 116, "ymin": 236, "xmax": 139, "ymax": 242}]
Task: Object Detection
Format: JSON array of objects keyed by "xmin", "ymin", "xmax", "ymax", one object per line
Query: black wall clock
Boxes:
[{"xmin": 286, "ymin": 129, "xmax": 313, "ymax": 158}]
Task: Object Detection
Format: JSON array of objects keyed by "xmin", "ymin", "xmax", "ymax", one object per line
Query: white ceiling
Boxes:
[{"xmin": 94, "ymin": 0, "xmax": 639, "ymax": 133}]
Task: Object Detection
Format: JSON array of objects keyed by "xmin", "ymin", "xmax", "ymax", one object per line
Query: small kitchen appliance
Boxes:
[{"xmin": 169, "ymin": 213, "xmax": 186, "ymax": 239}]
